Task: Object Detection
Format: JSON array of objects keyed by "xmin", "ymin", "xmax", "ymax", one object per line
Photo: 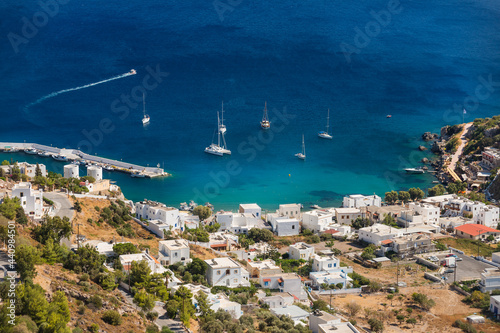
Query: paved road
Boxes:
[
  {"xmin": 44, "ymin": 191, "xmax": 75, "ymax": 221},
  {"xmin": 437, "ymin": 250, "xmax": 495, "ymax": 282},
  {"xmin": 449, "ymin": 122, "xmax": 473, "ymax": 171}
]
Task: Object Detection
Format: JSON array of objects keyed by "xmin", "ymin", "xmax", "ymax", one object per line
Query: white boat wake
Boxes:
[{"xmin": 24, "ymin": 69, "xmax": 136, "ymax": 111}]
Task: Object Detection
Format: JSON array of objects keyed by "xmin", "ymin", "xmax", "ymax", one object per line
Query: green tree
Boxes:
[
  {"xmin": 15, "ymin": 206, "xmax": 28, "ymax": 225},
  {"xmin": 406, "ymin": 317, "xmax": 417, "ymax": 327},
  {"xmin": 42, "ymin": 238, "xmax": 60, "ymax": 264},
  {"xmin": 112, "ymin": 243, "xmax": 139, "ymax": 255},
  {"xmin": 396, "ymin": 314, "xmax": 405, "ymax": 325},
  {"xmin": 130, "ymin": 260, "xmax": 152, "ymax": 287},
  {"xmin": 175, "ymin": 286, "xmax": 194, "ymax": 327},
  {"xmin": 411, "ymin": 292, "xmax": 436, "ymax": 310},
  {"xmin": 1, "ymin": 160, "xmax": 9, "ymax": 165},
  {"xmin": 133, "ymin": 289, "xmax": 156, "ymax": 312},
  {"xmin": 32, "ymin": 216, "xmax": 71, "ymax": 245},
  {"xmin": 352, "ymin": 217, "xmax": 370, "ymax": 229},
  {"xmin": 193, "ymin": 206, "xmax": 212, "ymax": 220},
  {"xmin": 44, "ymin": 291, "xmax": 71, "ymax": 333},
  {"xmin": 101, "ymin": 310, "xmax": 122, "ymax": 326},
  {"xmin": 15, "ymin": 245, "xmax": 41, "ymax": 281},
  {"xmin": 398, "ymin": 191, "xmax": 411, "ymax": 203},
  {"xmin": 248, "ymin": 228, "xmax": 274, "ymax": 242},
  {"xmin": 368, "ymin": 318, "xmax": 384, "ymax": 332},
  {"xmin": 19, "ymin": 283, "xmax": 49, "ymax": 326},
  {"xmin": 408, "ymin": 187, "xmax": 425, "ymax": 201},
  {"xmin": 63, "ymin": 245, "xmax": 106, "ymax": 277},
  {"xmin": 361, "ymin": 244, "xmax": 377, "ymax": 261},
  {"xmin": 0, "ymin": 197, "xmax": 21, "ymax": 220},
  {"xmin": 447, "ymin": 181, "xmax": 467, "ymax": 194},
  {"xmin": 195, "ymin": 291, "xmax": 213, "ymax": 317},
  {"xmin": 427, "ymin": 184, "xmax": 445, "ymax": 197},
  {"xmin": 384, "ymin": 191, "xmax": 398, "ymax": 204},
  {"xmin": 186, "ymin": 257, "xmax": 208, "ymax": 276}
]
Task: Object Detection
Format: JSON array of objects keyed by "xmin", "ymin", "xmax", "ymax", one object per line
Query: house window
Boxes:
[
  {"xmin": 226, "ymin": 269, "xmax": 230, "ymax": 275},
  {"xmin": 217, "ymin": 270, "xmax": 221, "ymax": 275},
  {"xmin": 234, "ymin": 279, "xmax": 237, "ymax": 283},
  {"xmin": 292, "ymin": 225, "xmax": 295, "ymax": 229},
  {"xmin": 264, "ymin": 281, "xmax": 269, "ymax": 286},
  {"xmin": 328, "ymin": 264, "xmax": 332, "ymax": 268}
]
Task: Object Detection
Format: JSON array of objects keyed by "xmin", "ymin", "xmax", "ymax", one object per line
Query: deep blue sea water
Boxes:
[{"xmin": 1, "ymin": 0, "xmax": 500, "ymax": 210}]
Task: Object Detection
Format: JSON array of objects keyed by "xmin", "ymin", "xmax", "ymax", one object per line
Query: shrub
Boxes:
[
  {"xmin": 102, "ymin": 310, "xmax": 122, "ymax": 325},
  {"xmin": 89, "ymin": 294, "xmax": 103, "ymax": 309},
  {"xmin": 89, "ymin": 324, "xmax": 99, "ymax": 333}
]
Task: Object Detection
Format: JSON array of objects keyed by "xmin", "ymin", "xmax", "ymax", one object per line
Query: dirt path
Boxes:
[{"xmin": 449, "ymin": 122, "xmax": 473, "ymax": 171}]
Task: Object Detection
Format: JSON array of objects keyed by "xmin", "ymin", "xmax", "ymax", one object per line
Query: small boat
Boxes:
[
  {"xmin": 260, "ymin": 102, "xmax": 271, "ymax": 129},
  {"xmin": 103, "ymin": 165, "xmax": 114, "ymax": 171},
  {"xmin": 318, "ymin": 108, "xmax": 333, "ymax": 139},
  {"xmin": 310, "ymin": 204, "xmax": 321, "ymax": 209},
  {"xmin": 295, "ymin": 134, "xmax": 306, "ymax": 160},
  {"xmin": 25, "ymin": 148, "xmax": 38, "ymax": 154},
  {"xmin": 386, "ymin": 115, "xmax": 392, "ymax": 118},
  {"xmin": 6, "ymin": 147, "xmax": 19, "ymax": 153},
  {"xmin": 142, "ymin": 93, "xmax": 150, "ymax": 125},
  {"xmin": 205, "ymin": 103, "xmax": 231, "ymax": 156},
  {"xmin": 37, "ymin": 151, "xmax": 51, "ymax": 157},
  {"xmin": 129, "ymin": 69, "xmax": 137, "ymax": 75},
  {"xmin": 52, "ymin": 154, "xmax": 68, "ymax": 161},
  {"xmin": 405, "ymin": 167, "xmax": 425, "ymax": 174},
  {"xmin": 131, "ymin": 171, "xmax": 146, "ymax": 178}
]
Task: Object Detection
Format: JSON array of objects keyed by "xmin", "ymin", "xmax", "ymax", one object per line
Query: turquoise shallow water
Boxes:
[{"xmin": 1, "ymin": 0, "xmax": 500, "ymax": 210}]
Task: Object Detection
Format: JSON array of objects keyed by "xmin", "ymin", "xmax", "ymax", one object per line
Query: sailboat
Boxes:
[
  {"xmin": 142, "ymin": 93, "xmax": 150, "ymax": 125},
  {"xmin": 260, "ymin": 102, "xmax": 270, "ymax": 129},
  {"xmin": 318, "ymin": 109, "xmax": 332, "ymax": 139},
  {"xmin": 205, "ymin": 103, "xmax": 231, "ymax": 156},
  {"xmin": 295, "ymin": 134, "xmax": 306, "ymax": 160}
]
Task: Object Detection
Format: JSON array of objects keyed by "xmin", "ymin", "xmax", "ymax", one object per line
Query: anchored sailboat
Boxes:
[
  {"xmin": 260, "ymin": 102, "xmax": 270, "ymax": 129},
  {"xmin": 318, "ymin": 109, "xmax": 332, "ymax": 139},
  {"xmin": 205, "ymin": 102, "xmax": 231, "ymax": 156},
  {"xmin": 295, "ymin": 134, "xmax": 306, "ymax": 160},
  {"xmin": 142, "ymin": 93, "xmax": 150, "ymax": 125}
]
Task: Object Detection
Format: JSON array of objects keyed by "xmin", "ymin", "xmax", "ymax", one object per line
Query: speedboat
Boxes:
[
  {"xmin": 52, "ymin": 154, "xmax": 68, "ymax": 161},
  {"xmin": 131, "ymin": 171, "xmax": 146, "ymax": 178},
  {"xmin": 405, "ymin": 167, "xmax": 425, "ymax": 174},
  {"xmin": 25, "ymin": 148, "xmax": 38, "ymax": 154}
]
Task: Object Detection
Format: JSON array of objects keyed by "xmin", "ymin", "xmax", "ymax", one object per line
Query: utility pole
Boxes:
[
  {"xmin": 454, "ymin": 259, "xmax": 457, "ymax": 283},
  {"xmin": 76, "ymin": 223, "xmax": 83, "ymax": 250},
  {"xmin": 396, "ymin": 260, "xmax": 399, "ymax": 286},
  {"xmin": 478, "ymin": 229, "xmax": 481, "ymax": 258},
  {"xmin": 330, "ymin": 287, "xmax": 332, "ymax": 310}
]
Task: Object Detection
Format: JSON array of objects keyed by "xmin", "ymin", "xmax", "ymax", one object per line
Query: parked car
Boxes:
[
  {"xmin": 444, "ymin": 269, "xmax": 454, "ymax": 274},
  {"xmin": 456, "ymin": 257, "xmax": 463, "ymax": 261},
  {"xmin": 446, "ymin": 254, "xmax": 458, "ymax": 258}
]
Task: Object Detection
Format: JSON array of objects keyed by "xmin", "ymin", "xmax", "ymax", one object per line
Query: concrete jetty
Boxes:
[{"xmin": 0, "ymin": 142, "xmax": 169, "ymax": 178}]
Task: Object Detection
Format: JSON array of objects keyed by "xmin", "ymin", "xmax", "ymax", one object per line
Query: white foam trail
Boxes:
[{"xmin": 24, "ymin": 69, "xmax": 137, "ymax": 111}]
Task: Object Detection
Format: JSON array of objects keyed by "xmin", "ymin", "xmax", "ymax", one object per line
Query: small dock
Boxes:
[{"xmin": 0, "ymin": 142, "xmax": 169, "ymax": 178}]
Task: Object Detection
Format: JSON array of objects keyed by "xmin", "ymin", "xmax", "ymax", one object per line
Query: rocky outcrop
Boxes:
[
  {"xmin": 421, "ymin": 158, "xmax": 429, "ymax": 164},
  {"xmin": 422, "ymin": 132, "xmax": 438, "ymax": 141},
  {"xmin": 418, "ymin": 145, "xmax": 428, "ymax": 151}
]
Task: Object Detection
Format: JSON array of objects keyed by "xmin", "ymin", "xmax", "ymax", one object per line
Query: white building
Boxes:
[
  {"xmin": 239, "ymin": 203, "xmax": 262, "ymax": 218},
  {"xmin": 259, "ymin": 292, "xmax": 294, "ymax": 308},
  {"xmin": 334, "ymin": 208, "xmax": 363, "ymax": 225},
  {"xmin": 119, "ymin": 252, "xmax": 167, "ymax": 274},
  {"xmin": 135, "ymin": 200, "xmax": 181, "ymax": 234},
  {"xmin": 81, "ymin": 240, "xmax": 131, "ymax": 257},
  {"xmin": 216, "ymin": 212, "xmax": 265, "ymax": 234},
  {"xmin": 289, "ymin": 242, "xmax": 315, "ymax": 260},
  {"xmin": 309, "ymin": 270, "xmax": 353, "ymax": 289},
  {"xmin": 439, "ymin": 216, "xmax": 472, "ymax": 232},
  {"xmin": 278, "ymin": 204, "xmax": 301, "ymax": 219},
  {"xmin": 267, "ymin": 214, "xmax": 300, "ymax": 236},
  {"xmin": 158, "ymin": 239, "xmax": 191, "ymax": 266},
  {"xmin": 12, "ymin": 182, "xmax": 44, "ymax": 219},
  {"xmin": 310, "ymin": 311, "xmax": 360, "ymax": 333},
  {"xmin": 408, "ymin": 202, "xmax": 440, "ymax": 224},
  {"xmin": 490, "ymin": 295, "xmax": 500, "ymax": 320},
  {"xmin": 247, "ymin": 259, "xmax": 282, "ymax": 278},
  {"xmin": 179, "ymin": 213, "xmax": 200, "ymax": 230},
  {"xmin": 359, "ymin": 224, "xmax": 404, "ymax": 245},
  {"xmin": 480, "ymin": 268, "xmax": 500, "ymax": 293},
  {"xmin": 311, "ymin": 254, "xmax": 340, "ymax": 272},
  {"xmin": 343, "ymin": 194, "xmax": 381, "ymax": 209},
  {"xmin": 20, "ymin": 162, "xmax": 47, "ymax": 179},
  {"xmin": 302, "ymin": 210, "xmax": 334, "ymax": 233},
  {"xmin": 87, "ymin": 165, "xmax": 103, "ymax": 181},
  {"xmin": 63, "ymin": 164, "xmax": 79, "ymax": 179},
  {"xmin": 204, "ymin": 258, "xmax": 250, "ymax": 287},
  {"xmin": 270, "ymin": 305, "xmax": 309, "ymax": 326}
]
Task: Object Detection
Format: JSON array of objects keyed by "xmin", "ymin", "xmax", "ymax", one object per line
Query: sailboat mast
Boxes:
[
  {"xmin": 143, "ymin": 93, "xmax": 146, "ymax": 116},
  {"xmin": 326, "ymin": 109, "xmax": 330, "ymax": 134},
  {"xmin": 217, "ymin": 112, "xmax": 221, "ymax": 147},
  {"xmin": 302, "ymin": 134, "xmax": 305, "ymax": 155}
]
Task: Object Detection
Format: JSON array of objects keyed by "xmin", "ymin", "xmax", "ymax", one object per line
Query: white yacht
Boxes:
[
  {"xmin": 142, "ymin": 93, "xmax": 150, "ymax": 125},
  {"xmin": 318, "ymin": 109, "xmax": 332, "ymax": 139},
  {"xmin": 405, "ymin": 167, "xmax": 425, "ymax": 174},
  {"xmin": 295, "ymin": 134, "xmax": 306, "ymax": 160},
  {"xmin": 25, "ymin": 148, "xmax": 38, "ymax": 154},
  {"xmin": 205, "ymin": 103, "xmax": 231, "ymax": 156},
  {"xmin": 260, "ymin": 102, "xmax": 270, "ymax": 129}
]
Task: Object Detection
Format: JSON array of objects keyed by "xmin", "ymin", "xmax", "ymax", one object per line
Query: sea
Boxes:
[{"xmin": 1, "ymin": 0, "xmax": 500, "ymax": 210}]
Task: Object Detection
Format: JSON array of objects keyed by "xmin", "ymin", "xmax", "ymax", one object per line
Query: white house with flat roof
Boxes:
[
  {"xmin": 408, "ymin": 202, "xmax": 440, "ymax": 224},
  {"xmin": 490, "ymin": 295, "xmax": 500, "ymax": 320},
  {"xmin": 239, "ymin": 203, "xmax": 262, "ymax": 218},
  {"xmin": 119, "ymin": 252, "xmax": 167, "ymax": 274},
  {"xmin": 259, "ymin": 292, "xmax": 295, "ymax": 308},
  {"xmin": 302, "ymin": 210, "xmax": 334, "ymax": 233},
  {"xmin": 216, "ymin": 212, "xmax": 265, "ymax": 234},
  {"xmin": 12, "ymin": 182, "xmax": 44, "ymax": 219},
  {"xmin": 135, "ymin": 200, "xmax": 181, "ymax": 233},
  {"xmin": 247, "ymin": 259, "xmax": 282, "ymax": 278},
  {"xmin": 267, "ymin": 214, "xmax": 300, "ymax": 236},
  {"xmin": 359, "ymin": 224, "xmax": 404, "ymax": 245},
  {"xmin": 310, "ymin": 310, "xmax": 360, "ymax": 333},
  {"xmin": 205, "ymin": 258, "xmax": 250, "ymax": 287},
  {"xmin": 311, "ymin": 254, "xmax": 339, "ymax": 272},
  {"xmin": 480, "ymin": 268, "xmax": 500, "ymax": 293},
  {"xmin": 334, "ymin": 208, "xmax": 363, "ymax": 225},
  {"xmin": 343, "ymin": 194, "xmax": 381, "ymax": 209},
  {"xmin": 278, "ymin": 204, "xmax": 301, "ymax": 219},
  {"xmin": 158, "ymin": 239, "xmax": 191, "ymax": 266},
  {"xmin": 179, "ymin": 213, "xmax": 199, "ymax": 230},
  {"xmin": 271, "ymin": 305, "xmax": 309, "ymax": 325},
  {"xmin": 289, "ymin": 242, "xmax": 315, "ymax": 260}
]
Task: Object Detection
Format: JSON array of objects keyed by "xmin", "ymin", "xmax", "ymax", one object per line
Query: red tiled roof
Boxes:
[
  {"xmin": 324, "ymin": 229, "xmax": 339, "ymax": 234},
  {"xmin": 381, "ymin": 239, "xmax": 393, "ymax": 245},
  {"xmin": 263, "ymin": 279, "xmax": 271, "ymax": 282},
  {"xmin": 210, "ymin": 244, "xmax": 226, "ymax": 248},
  {"xmin": 278, "ymin": 278, "xmax": 284, "ymax": 283},
  {"xmin": 455, "ymin": 223, "xmax": 500, "ymax": 236}
]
